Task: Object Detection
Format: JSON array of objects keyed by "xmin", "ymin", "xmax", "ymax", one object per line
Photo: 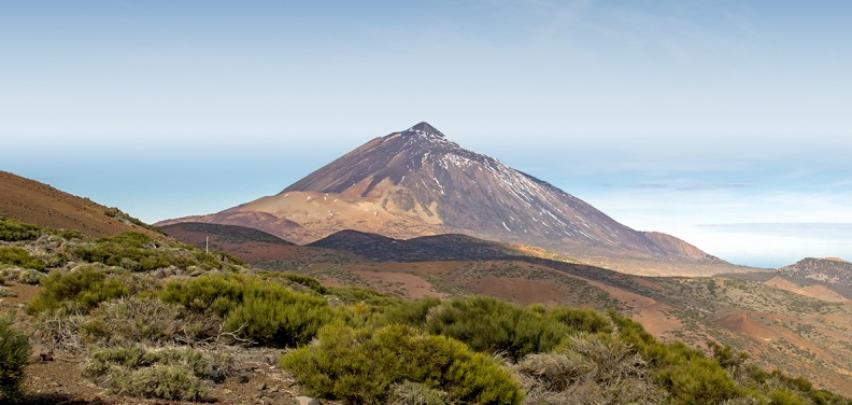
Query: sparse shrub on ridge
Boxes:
[
  {"xmin": 0, "ymin": 217, "xmax": 42, "ymax": 241},
  {"xmin": 161, "ymin": 273, "xmax": 332, "ymax": 346},
  {"xmin": 74, "ymin": 232, "xmax": 233, "ymax": 272},
  {"xmin": 0, "ymin": 315, "xmax": 30, "ymax": 401},
  {"xmin": 280, "ymin": 324, "xmax": 523, "ymax": 405},
  {"xmin": 608, "ymin": 311, "xmax": 741, "ymax": 404}
]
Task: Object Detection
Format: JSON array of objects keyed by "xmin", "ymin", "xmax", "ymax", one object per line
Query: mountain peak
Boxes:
[{"xmin": 405, "ymin": 121, "xmax": 445, "ymax": 138}]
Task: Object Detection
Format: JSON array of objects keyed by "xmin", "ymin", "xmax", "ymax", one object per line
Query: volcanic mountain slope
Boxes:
[
  {"xmin": 0, "ymin": 171, "xmax": 158, "ymax": 238},
  {"xmin": 159, "ymin": 122, "xmax": 730, "ymax": 275}
]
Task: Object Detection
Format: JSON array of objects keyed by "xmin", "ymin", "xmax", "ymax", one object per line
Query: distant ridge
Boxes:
[
  {"xmin": 160, "ymin": 221, "xmax": 355, "ymax": 265},
  {"xmin": 160, "ymin": 222, "xmax": 293, "ymax": 245},
  {"xmin": 308, "ymin": 229, "xmax": 520, "ymax": 262}
]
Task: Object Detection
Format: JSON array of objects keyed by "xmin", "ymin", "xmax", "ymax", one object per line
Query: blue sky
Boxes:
[{"xmin": 2, "ymin": 1, "xmax": 852, "ymax": 267}]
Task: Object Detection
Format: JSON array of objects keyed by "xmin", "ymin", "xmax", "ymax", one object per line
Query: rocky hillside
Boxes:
[
  {"xmin": 159, "ymin": 123, "xmax": 730, "ymax": 275},
  {"xmin": 780, "ymin": 257, "xmax": 852, "ymax": 298}
]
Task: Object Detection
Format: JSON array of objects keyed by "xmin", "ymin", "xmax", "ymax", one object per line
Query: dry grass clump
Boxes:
[
  {"xmin": 81, "ymin": 296, "xmax": 217, "ymax": 346},
  {"xmin": 81, "ymin": 345, "xmax": 230, "ymax": 401},
  {"xmin": 514, "ymin": 334, "xmax": 665, "ymax": 405},
  {"xmin": 0, "ymin": 267, "xmax": 45, "ymax": 285},
  {"xmin": 387, "ymin": 381, "xmax": 451, "ymax": 405}
]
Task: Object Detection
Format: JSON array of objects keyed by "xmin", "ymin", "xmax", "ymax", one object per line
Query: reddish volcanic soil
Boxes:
[{"xmin": 0, "ymin": 171, "xmax": 154, "ymax": 238}]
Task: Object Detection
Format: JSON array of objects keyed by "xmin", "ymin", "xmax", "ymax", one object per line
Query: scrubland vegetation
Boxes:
[{"xmin": 1, "ymin": 217, "xmax": 849, "ymax": 404}]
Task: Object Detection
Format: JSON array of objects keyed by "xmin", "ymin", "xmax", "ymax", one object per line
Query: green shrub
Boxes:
[
  {"xmin": 55, "ymin": 228, "xmax": 84, "ymax": 240},
  {"xmin": 426, "ymin": 296, "xmax": 566, "ymax": 360},
  {"xmin": 281, "ymin": 324, "xmax": 523, "ymax": 405},
  {"xmin": 708, "ymin": 341, "xmax": 748, "ymax": 370},
  {"xmin": 0, "ymin": 316, "xmax": 30, "ymax": 400},
  {"xmin": 82, "ymin": 345, "xmax": 229, "ymax": 400},
  {"xmin": 769, "ymin": 388, "xmax": 808, "ymax": 405},
  {"xmin": 378, "ymin": 297, "xmax": 441, "ymax": 327},
  {"xmin": 0, "ymin": 218, "xmax": 41, "ymax": 241},
  {"xmin": 161, "ymin": 274, "xmax": 332, "ymax": 346},
  {"xmin": 28, "ymin": 266, "xmax": 142, "ymax": 313},
  {"xmin": 0, "ymin": 246, "xmax": 46, "ymax": 271},
  {"xmin": 546, "ymin": 307, "xmax": 613, "ymax": 334}
]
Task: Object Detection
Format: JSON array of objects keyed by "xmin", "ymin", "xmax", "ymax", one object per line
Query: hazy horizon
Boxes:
[{"xmin": 3, "ymin": 1, "xmax": 852, "ymax": 268}]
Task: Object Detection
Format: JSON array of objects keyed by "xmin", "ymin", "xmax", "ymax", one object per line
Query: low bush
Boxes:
[
  {"xmin": 82, "ymin": 345, "xmax": 230, "ymax": 401},
  {"xmin": 546, "ymin": 307, "xmax": 613, "ymax": 334},
  {"xmin": 0, "ymin": 246, "xmax": 46, "ymax": 271},
  {"xmin": 28, "ymin": 266, "xmax": 144, "ymax": 313},
  {"xmin": 0, "ymin": 218, "xmax": 41, "ymax": 241},
  {"xmin": 378, "ymin": 297, "xmax": 441, "ymax": 327},
  {"xmin": 161, "ymin": 274, "xmax": 332, "ymax": 346},
  {"xmin": 0, "ymin": 316, "xmax": 30, "ymax": 401},
  {"xmin": 281, "ymin": 324, "xmax": 523, "ymax": 405},
  {"xmin": 426, "ymin": 296, "xmax": 566, "ymax": 360}
]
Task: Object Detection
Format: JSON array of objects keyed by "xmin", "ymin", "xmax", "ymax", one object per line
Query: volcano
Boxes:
[{"xmin": 159, "ymin": 122, "xmax": 728, "ymax": 275}]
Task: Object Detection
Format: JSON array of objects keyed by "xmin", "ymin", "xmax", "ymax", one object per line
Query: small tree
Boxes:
[{"xmin": 0, "ymin": 315, "xmax": 30, "ymax": 401}]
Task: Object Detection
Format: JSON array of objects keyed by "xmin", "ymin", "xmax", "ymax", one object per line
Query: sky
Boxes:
[{"xmin": 2, "ymin": 0, "xmax": 851, "ymax": 268}]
